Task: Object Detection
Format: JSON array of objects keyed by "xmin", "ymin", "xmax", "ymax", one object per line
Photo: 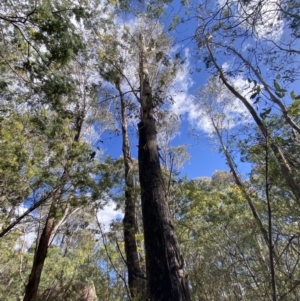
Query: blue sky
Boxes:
[
  {"xmin": 99, "ymin": 117, "xmax": 230, "ymax": 179},
  {"xmin": 171, "ymin": 120, "xmax": 229, "ymax": 178},
  {"xmin": 94, "ymin": 0, "xmax": 300, "ymax": 225},
  {"xmin": 96, "ymin": 0, "xmax": 260, "ymax": 180},
  {"xmin": 95, "ymin": 0, "xmax": 300, "ymax": 188}
]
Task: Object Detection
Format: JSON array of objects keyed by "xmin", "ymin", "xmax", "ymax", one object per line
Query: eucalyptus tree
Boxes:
[
  {"xmin": 0, "ymin": 208, "xmax": 108, "ymax": 300},
  {"xmin": 173, "ymin": 0, "xmax": 300, "ymax": 201},
  {"xmin": 0, "ymin": 2, "xmax": 119, "ymax": 300},
  {"xmin": 194, "ymin": 62, "xmax": 300, "ymax": 301},
  {"xmin": 0, "ymin": 0, "xmax": 113, "ymax": 202},
  {"xmin": 173, "ymin": 170, "xmax": 300, "ymax": 300},
  {"xmin": 194, "ymin": 76, "xmax": 279, "ymax": 299},
  {"xmin": 0, "ymin": 63, "xmax": 113, "ymax": 300},
  {"xmin": 176, "ymin": 0, "xmax": 299, "ymax": 207},
  {"xmin": 174, "ymin": 174, "xmax": 268, "ymax": 300},
  {"xmin": 136, "ymin": 22, "xmax": 190, "ymax": 301},
  {"xmin": 22, "ymin": 67, "xmax": 106, "ymax": 301},
  {"xmin": 0, "ymin": 0, "xmax": 87, "ymax": 110},
  {"xmin": 191, "ymin": 75, "xmax": 300, "ymax": 300},
  {"xmin": 95, "ymin": 13, "xmax": 190, "ymax": 298},
  {"xmin": 94, "ymin": 19, "xmax": 147, "ymax": 299},
  {"xmin": 194, "ymin": 76, "xmax": 272, "ymax": 250},
  {"xmin": 0, "ymin": 0, "xmax": 112, "ymax": 221}
]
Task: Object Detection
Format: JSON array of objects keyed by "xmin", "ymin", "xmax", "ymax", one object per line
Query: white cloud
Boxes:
[
  {"xmin": 218, "ymin": 0, "xmax": 284, "ymax": 41},
  {"xmin": 238, "ymin": 0, "xmax": 284, "ymax": 40},
  {"xmin": 0, "ymin": 207, "xmax": 27, "ymax": 249},
  {"xmin": 222, "ymin": 62, "xmax": 230, "ymax": 72},
  {"xmin": 9, "ymin": 204, "xmax": 37, "ymax": 250},
  {"xmin": 168, "ymin": 54, "xmax": 253, "ymax": 135},
  {"xmin": 15, "ymin": 230, "xmax": 37, "ymax": 251},
  {"xmin": 169, "ymin": 49, "xmax": 196, "ymax": 117},
  {"xmin": 190, "ymin": 74, "xmax": 254, "ymax": 135},
  {"xmin": 96, "ymin": 202, "xmax": 123, "ymax": 231}
]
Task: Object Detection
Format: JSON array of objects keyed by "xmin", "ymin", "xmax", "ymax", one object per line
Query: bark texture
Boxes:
[
  {"xmin": 137, "ymin": 33, "xmax": 190, "ymax": 301},
  {"xmin": 116, "ymin": 80, "xmax": 145, "ymax": 298},
  {"xmin": 23, "ymin": 208, "xmax": 55, "ymax": 301},
  {"xmin": 138, "ymin": 118, "xmax": 190, "ymax": 301}
]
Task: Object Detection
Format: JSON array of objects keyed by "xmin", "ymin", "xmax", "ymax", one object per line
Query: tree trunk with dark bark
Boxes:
[
  {"xmin": 116, "ymin": 80, "xmax": 146, "ymax": 299},
  {"xmin": 23, "ymin": 206, "xmax": 56, "ymax": 301},
  {"xmin": 138, "ymin": 33, "xmax": 190, "ymax": 301},
  {"xmin": 23, "ymin": 108, "xmax": 84, "ymax": 301}
]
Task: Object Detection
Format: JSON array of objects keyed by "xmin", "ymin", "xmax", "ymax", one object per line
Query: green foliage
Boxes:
[
  {"xmin": 273, "ymin": 80, "xmax": 287, "ymax": 98},
  {"xmin": 174, "ymin": 171, "xmax": 300, "ymax": 300},
  {"xmin": 0, "ymin": 232, "xmax": 32, "ymax": 301},
  {"xmin": 289, "ymin": 92, "xmax": 300, "ymax": 116},
  {"xmin": 1, "ymin": 0, "xmax": 300, "ymax": 300}
]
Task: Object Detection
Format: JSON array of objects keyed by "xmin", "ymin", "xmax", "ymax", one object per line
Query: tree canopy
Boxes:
[{"xmin": 0, "ymin": 0, "xmax": 299, "ymax": 300}]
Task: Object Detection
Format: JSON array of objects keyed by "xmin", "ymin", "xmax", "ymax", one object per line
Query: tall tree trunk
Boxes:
[
  {"xmin": 138, "ymin": 33, "xmax": 190, "ymax": 301},
  {"xmin": 211, "ymin": 119, "xmax": 278, "ymax": 259},
  {"xmin": 206, "ymin": 42, "xmax": 300, "ymax": 203},
  {"xmin": 213, "ymin": 122, "xmax": 268, "ymax": 240},
  {"xmin": 23, "ymin": 204, "xmax": 56, "ymax": 301},
  {"xmin": 116, "ymin": 80, "xmax": 146, "ymax": 299},
  {"xmin": 23, "ymin": 108, "xmax": 84, "ymax": 301},
  {"xmin": 265, "ymin": 135, "xmax": 277, "ymax": 301}
]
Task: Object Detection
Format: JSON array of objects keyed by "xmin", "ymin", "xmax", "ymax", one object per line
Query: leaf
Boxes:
[
  {"xmin": 291, "ymin": 91, "xmax": 296, "ymax": 100},
  {"xmin": 290, "ymin": 99, "xmax": 300, "ymax": 109},
  {"xmin": 276, "ymin": 137, "xmax": 285, "ymax": 146},
  {"xmin": 0, "ymin": 81, "xmax": 8, "ymax": 90},
  {"xmin": 256, "ymin": 85, "xmax": 261, "ymax": 93},
  {"xmin": 294, "ymin": 108, "xmax": 300, "ymax": 114},
  {"xmin": 169, "ymin": 14, "xmax": 180, "ymax": 31},
  {"xmin": 260, "ymin": 108, "xmax": 271, "ymax": 119},
  {"xmin": 155, "ymin": 51, "xmax": 164, "ymax": 62},
  {"xmin": 273, "ymin": 80, "xmax": 281, "ymax": 91}
]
